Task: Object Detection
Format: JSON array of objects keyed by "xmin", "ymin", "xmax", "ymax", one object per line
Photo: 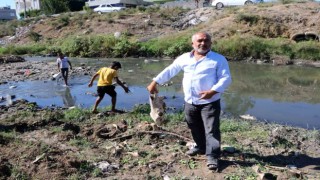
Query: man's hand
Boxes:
[
  {"xmin": 124, "ymin": 86, "xmax": 130, "ymax": 93},
  {"xmin": 199, "ymin": 90, "xmax": 217, "ymax": 99},
  {"xmin": 147, "ymin": 81, "xmax": 158, "ymax": 94},
  {"xmin": 88, "ymin": 82, "xmax": 93, "ymax": 87}
]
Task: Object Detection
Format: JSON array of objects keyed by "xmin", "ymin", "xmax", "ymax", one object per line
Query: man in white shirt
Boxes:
[
  {"xmin": 147, "ymin": 32, "xmax": 232, "ymax": 170},
  {"xmin": 57, "ymin": 52, "xmax": 72, "ymax": 86}
]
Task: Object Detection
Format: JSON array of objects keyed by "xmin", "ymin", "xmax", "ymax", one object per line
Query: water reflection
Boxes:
[
  {"xmin": 0, "ymin": 57, "xmax": 320, "ymax": 129},
  {"xmin": 56, "ymin": 87, "xmax": 76, "ymax": 107},
  {"xmin": 223, "ymin": 92, "xmax": 255, "ymax": 115}
]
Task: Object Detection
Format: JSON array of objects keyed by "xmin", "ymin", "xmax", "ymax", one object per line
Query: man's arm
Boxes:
[
  {"xmin": 88, "ymin": 74, "xmax": 99, "ymax": 87},
  {"xmin": 68, "ymin": 60, "xmax": 72, "ymax": 70},
  {"xmin": 115, "ymin": 77, "xmax": 129, "ymax": 93},
  {"xmin": 57, "ymin": 60, "xmax": 60, "ymax": 72}
]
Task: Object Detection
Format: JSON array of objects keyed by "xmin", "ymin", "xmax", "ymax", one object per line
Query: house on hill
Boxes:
[
  {"xmin": 15, "ymin": 0, "xmax": 41, "ymax": 17},
  {"xmin": 0, "ymin": 6, "xmax": 16, "ymax": 20},
  {"xmin": 86, "ymin": 0, "xmax": 152, "ymax": 8}
]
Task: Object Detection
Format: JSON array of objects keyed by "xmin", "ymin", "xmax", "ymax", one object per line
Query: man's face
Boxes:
[{"xmin": 192, "ymin": 33, "xmax": 212, "ymax": 55}]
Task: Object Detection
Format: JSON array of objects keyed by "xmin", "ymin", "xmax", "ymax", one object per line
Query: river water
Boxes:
[{"xmin": 1, "ymin": 57, "xmax": 320, "ymax": 129}]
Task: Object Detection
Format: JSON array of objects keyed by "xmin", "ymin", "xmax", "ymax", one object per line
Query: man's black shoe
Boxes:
[
  {"xmin": 207, "ymin": 157, "xmax": 219, "ymax": 170},
  {"xmin": 186, "ymin": 148, "xmax": 205, "ymax": 156}
]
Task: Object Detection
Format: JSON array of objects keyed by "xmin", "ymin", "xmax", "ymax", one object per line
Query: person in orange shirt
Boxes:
[{"xmin": 88, "ymin": 61, "xmax": 130, "ymax": 113}]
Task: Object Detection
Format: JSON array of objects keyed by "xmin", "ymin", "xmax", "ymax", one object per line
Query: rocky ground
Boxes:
[{"xmin": 0, "ymin": 56, "xmax": 93, "ymax": 84}]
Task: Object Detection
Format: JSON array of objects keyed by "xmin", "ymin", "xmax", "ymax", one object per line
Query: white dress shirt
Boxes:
[{"xmin": 153, "ymin": 51, "xmax": 232, "ymax": 105}]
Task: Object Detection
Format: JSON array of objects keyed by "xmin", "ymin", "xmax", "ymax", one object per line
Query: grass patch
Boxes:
[
  {"xmin": 68, "ymin": 137, "xmax": 92, "ymax": 148},
  {"xmin": 221, "ymin": 118, "xmax": 251, "ymax": 133},
  {"xmin": 224, "ymin": 166, "xmax": 257, "ymax": 180},
  {"xmin": 64, "ymin": 108, "xmax": 91, "ymax": 122}
]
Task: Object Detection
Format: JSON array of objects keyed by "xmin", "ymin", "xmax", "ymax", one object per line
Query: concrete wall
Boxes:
[{"xmin": 15, "ymin": 0, "xmax": 41, "ymax": 16}]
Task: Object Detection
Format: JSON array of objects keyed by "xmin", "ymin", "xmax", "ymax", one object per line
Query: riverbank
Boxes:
[
  {"xmin": 1, "ymin": 2, "xmax": 320, "ymax": 61},
  {"xmin": 0, "ymin": 99, "xmax": 319, "ymax": 179}
]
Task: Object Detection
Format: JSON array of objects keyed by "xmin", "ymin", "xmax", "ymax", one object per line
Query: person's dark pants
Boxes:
[
  {"xmin": 61, "ymin": 68, "xmax": 69, "ymax": 78},
  {"xmin": 184, "ymin": 100, "xmax": 221, "ymax": 158}
]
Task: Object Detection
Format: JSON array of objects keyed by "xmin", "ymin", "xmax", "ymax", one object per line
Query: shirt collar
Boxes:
[
  {"xmin": 189, "ymin": 50, "xmax": 211, "ymax": 57},
  {"xmin": 189, "ymin": 50, "xmax": 211, "ymax": 62}
]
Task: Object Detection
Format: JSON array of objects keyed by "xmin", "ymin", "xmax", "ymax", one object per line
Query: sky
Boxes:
[{"xmin": 0, "ymin": 0, "xmax": 15, "ymax": 9}]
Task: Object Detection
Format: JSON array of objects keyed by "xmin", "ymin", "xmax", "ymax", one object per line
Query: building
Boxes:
[
  {"xmin": 86, "ymin": 0, "xmax": 152, "ymax": 8},
  {"xmin": 0, "ymin": 6, "xmax": 17, "ymax": 20},
  {"xmin": 15, "ymin": 0, "xmax": 41, "ymax": 16}
]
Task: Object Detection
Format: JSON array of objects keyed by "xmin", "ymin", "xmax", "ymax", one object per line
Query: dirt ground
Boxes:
[
  {"xmin": 1, "ymin": 2, "xmax": 320, "ymax": 179},
  {"xmin": 0, "ymin": 99, "xmax": 319, "ymax": 179}
]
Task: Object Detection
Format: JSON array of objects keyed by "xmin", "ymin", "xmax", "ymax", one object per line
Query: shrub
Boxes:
[
  {"xmin": 19, "ymin": 9, "xmax": 42, "ymax": 18},
  {"xmin": 28, "ymin": 31, "xmax": 42, "ymax": 42},
  {"xmin": 235, "ymin": 13, "xmax": 260, "ymax": 26},
  {"xmin": 1, "ymin": 44, "xmax": 46, "ymax": 55},
  {"xmin": 293, "ymin": 41, "xmax": 320, "ymax": 60},
  {"xmin": 213, "ymin": 36, "xmax": 273, "ymax": 60},
  {"xmin": 163, "ymin": 37, "xmax": 191, "ymax": 58},
  {"xmin": 58, "ymin": 15, "xmax": 70, "ymax": 27}
]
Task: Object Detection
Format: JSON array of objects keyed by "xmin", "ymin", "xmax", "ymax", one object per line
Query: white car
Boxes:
[
  {"xmin": 212, "ymin": 0, "xmax": 256, "ymax": 9},
  {"xmin": 93, "ymin": 4, "xmax": 125, "ymax": 14}
]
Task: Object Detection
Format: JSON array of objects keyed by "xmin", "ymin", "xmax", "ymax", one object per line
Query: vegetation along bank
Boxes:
[{"xmin": 0, "ymin": 1, "xmax": 319, "ymax": 64}]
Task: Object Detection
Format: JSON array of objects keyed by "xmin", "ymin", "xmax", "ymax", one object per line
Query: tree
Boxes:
[
  {"xmin": 23, "ymin": 0, "xmax": 26, "ymax": 18},
  {"xmin": 67, "ymin": 0, "xmax": 86, "ymax": 11},
  {"xmin": 40, "ymin": 0, "xmax": 69, "ymax": 15}
]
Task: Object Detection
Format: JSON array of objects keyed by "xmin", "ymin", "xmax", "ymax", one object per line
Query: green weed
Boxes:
[
  {"xmin": 68, "ymin": 137, "xmax": 92, "ymax": 148},
  {"xmin": 11, "ymin": 166, "xmax": 29, "ymax": 180},
  {"xmin": 64, "ymin": 108, "xmax": 91, "ymax": 122},
  {"xmin": 179, "ymin": 159, "xmax": 198, "ymax": 169},
  {"xmin": 224, "ymin": 167, "xmax": 257, "ymax": 180},
  {"xmin": 220, "ymin": 119, "xmax": 251, "ymax": 133}
]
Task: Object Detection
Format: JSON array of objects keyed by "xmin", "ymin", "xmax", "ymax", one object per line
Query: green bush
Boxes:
[
  {"xmin": 213, "ymin": 36, "xmax": 273, "ymax": 60},
  {"xmin": 0, "ymin": 44, "xmax": 46, "ymax": 55},
  {"xmin": 19, "ymin": 9, "xmax": 43, "ymax": 18},
  {"xmin": 112, "ymin": 38, "xmax": 139, "ymax": 58},
  {"xmin": 293, "ymin": 41, "xmax": 320, "ymax": 60},
  {"xmin": 235, "ymin": 13, "xmax": 260, "ymax": 26},
  {"xmin": 28, "ymin": 31, "xmax": 42, "ymax": 42},
  {"xmin": 58, "ymin": 15, "xmax": 70, "ymax": 27},
  {"xmin": 163, "ymin": 37, "xmax": 191, "ymax": 58}
]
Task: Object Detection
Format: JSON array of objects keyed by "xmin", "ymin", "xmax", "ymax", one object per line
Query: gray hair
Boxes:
[{"xmin": 191, "ymin": 32, "xmax": 211, "ymax": 42}]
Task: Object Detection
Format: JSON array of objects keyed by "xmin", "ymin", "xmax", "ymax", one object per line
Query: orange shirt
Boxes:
[{"xmin": 96, "ymin": 67, "xmax": 118, "ymax": 86}]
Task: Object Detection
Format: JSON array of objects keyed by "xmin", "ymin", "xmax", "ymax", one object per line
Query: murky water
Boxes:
[{"xmin": 1, "ymin": 57, "xmax": 320, "ymax": 129}]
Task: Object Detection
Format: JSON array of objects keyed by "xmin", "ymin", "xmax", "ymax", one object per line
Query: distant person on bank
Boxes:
[
  {"xmin": 147, "ymin": 32, "xmax": 232, "ymax": 170},
  {"xmin": 88, "ymin": 61, "xmax": 130, "ymax": 113},
  {"xmin": 57, "ymin": 52, "xmax": 72, "ymax": 86}
]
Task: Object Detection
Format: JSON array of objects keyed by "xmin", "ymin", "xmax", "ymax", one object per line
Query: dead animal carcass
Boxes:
[{"xmin": 149, "ymin": 93, "xmax": 166, "ymax": 125}]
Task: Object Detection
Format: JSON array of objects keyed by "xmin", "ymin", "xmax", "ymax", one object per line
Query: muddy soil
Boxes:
[{"xmin": 0, "ymin": 97, "xmax": 319, "ymax": 179}]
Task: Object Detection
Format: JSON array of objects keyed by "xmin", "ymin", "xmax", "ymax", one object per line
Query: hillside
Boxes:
[{"xmin": 1, "ymin": 1, "xmax": 320, "ymax": 47}]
